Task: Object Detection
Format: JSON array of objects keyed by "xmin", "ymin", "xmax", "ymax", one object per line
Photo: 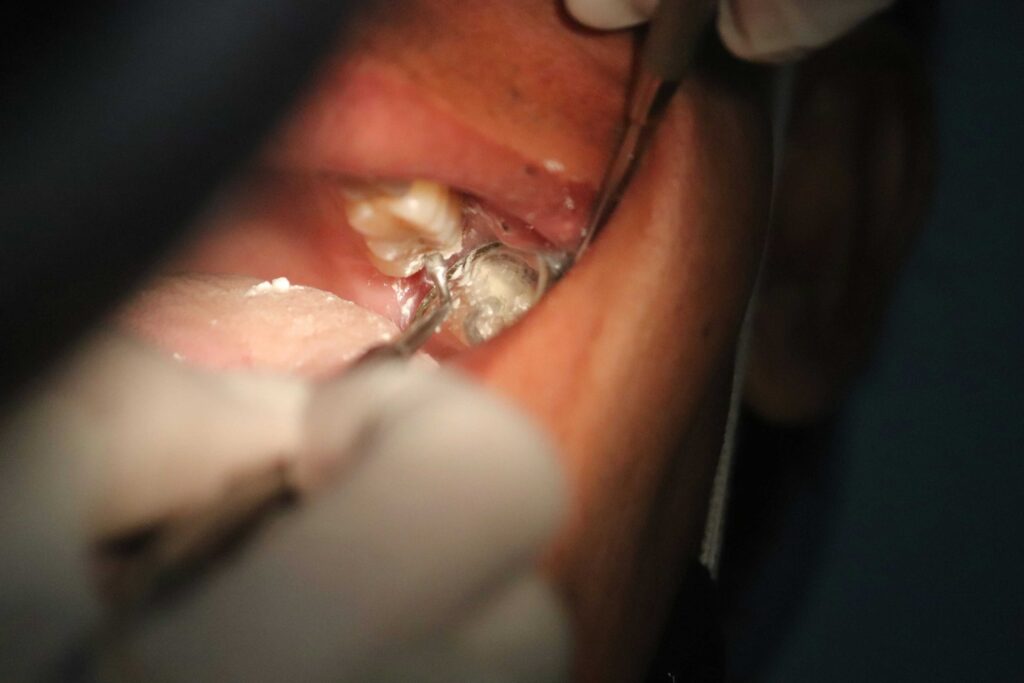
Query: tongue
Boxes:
[{"xmin": 119, "ymin": 274, "xmax": 402, "ymax": 378}]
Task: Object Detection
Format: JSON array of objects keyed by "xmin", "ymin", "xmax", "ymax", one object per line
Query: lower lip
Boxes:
[{"xmin": 117, "ymin": 273, "xmax": 434, "ymax": 378}]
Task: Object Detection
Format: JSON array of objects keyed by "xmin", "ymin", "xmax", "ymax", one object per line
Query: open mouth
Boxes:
[
  {"xmin": 104, "ymin": 2, "xmax": 771, "ymax": 677},
  {"xmin": 120, "ymin": 169, "xmax": 588, "ymax": 377},
  {"xmin": 120, "ymin": 178, "xmax": 590, "ymax": 382},
  {"xmin": 117, "ymin": 37, "xmax": 615, "ymax": 380}
]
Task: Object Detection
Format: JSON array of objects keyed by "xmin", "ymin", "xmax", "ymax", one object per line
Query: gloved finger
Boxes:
[
  {"xmin": 361, "ymin": 572, "xmax": 570, "ymax": 682},
  {"xmin": 0, "ymin": 332, "xmax": 311, "ymax": 678},
  {"xmin": 565, "ymin": 0, "xmax": 895, "ymax": 63},
  {"xmin": 1, "ymin": 394, "xmax": 97, "ymax": 680},
  {"xmin": 564, "ymin": 0, "xmax": 657, "ymax": 30},
  {"xmin": 718, "ymin": 0, "xmax": 895, "ymax": 62},
  {"xmin": 12, "ymin": 332, "xmax": 312, "ymax": 539},
  {"xmin": 115, "ymin": 363, "xmax": 565, "ymax": 682}
]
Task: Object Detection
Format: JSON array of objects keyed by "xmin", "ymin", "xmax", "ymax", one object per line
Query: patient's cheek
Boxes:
[
  {"xmin": 118, "ymin": 274, "xmax": 407, "ymax": 378},
  {"xmin": 453, "ymin": 75, "xmax": 771, "ymax": 681}
]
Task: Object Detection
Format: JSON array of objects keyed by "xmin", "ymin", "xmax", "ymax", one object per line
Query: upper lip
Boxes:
[{"xmin": 266, "ymin": 59, "xmax": 605, "ymax": 249}]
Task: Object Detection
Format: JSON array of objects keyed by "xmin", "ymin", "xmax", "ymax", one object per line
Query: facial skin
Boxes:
[{"xmin": 125, "ymin": 1, "xmax": 773, "ymax": 680}]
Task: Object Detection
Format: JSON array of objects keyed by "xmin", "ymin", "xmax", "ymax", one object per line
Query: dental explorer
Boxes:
[{"xmin": 575, "ymin": 0, "xmax": 718, "ymax": 259}]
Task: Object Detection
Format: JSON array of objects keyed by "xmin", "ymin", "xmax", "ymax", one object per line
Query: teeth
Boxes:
[{"xmin": 342, "ymin": 180, "xmax": 464, "ymax": 278}]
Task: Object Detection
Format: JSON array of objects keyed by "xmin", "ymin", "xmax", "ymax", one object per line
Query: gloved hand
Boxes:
[
  {"xmin": 565, "ymin": 0, "xmax": 895, "ymax": 61},
  {"xmin": 0, "ymin": 333, "xmax": 568, "ymax": 682}
]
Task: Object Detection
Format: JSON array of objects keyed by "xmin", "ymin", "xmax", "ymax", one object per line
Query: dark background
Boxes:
[{"xmin": 723, "ymin": 1, "xmax": 1024, "ymax": 680}]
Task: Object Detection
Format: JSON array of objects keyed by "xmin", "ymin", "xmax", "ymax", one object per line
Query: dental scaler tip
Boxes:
[{"xmin": 575, "ymin": 0, "xmax": 717, "ymax": 260}]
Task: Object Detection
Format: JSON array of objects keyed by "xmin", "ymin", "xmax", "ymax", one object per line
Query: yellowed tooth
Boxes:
[{"xmin": 342, "ymin": 180, "xmax": 463, "ymax": 278}]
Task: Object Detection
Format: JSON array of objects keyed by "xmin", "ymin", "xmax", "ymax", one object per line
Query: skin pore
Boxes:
[{"xmin": 132, "ymin": 1, "xmax": 773, "ymax": 680}]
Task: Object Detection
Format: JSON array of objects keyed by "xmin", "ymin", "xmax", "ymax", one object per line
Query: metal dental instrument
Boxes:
[
  {"xmin": 410, "ymin": 243, "xmax": 572, "ymax": 348},
  {"xmin": 575, "ymin": 0, "xmax": 718, "ymax": 260},
  {"xmin": 352, "ymin": 253, "xmax": 455, "ymax": 365}
]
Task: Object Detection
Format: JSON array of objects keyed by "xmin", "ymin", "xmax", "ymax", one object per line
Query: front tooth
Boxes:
[{"xmin": 343, "ymin": 180, "xmax": 463, "ymax": 277}]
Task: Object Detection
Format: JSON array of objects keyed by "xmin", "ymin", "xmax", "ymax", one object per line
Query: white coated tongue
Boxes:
[{"xmin": 118, "ymin": 273, "xmax": 415, "ymax": 379}]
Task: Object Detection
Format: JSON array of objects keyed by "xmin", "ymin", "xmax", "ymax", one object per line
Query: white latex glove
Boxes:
[
  {"xmin": 0, "ymin": 333, "xmax": 568, "ymax": 682},
  {"xmin": 565, "ymin": 0, "xmax": 895, "ymax": 61}
]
